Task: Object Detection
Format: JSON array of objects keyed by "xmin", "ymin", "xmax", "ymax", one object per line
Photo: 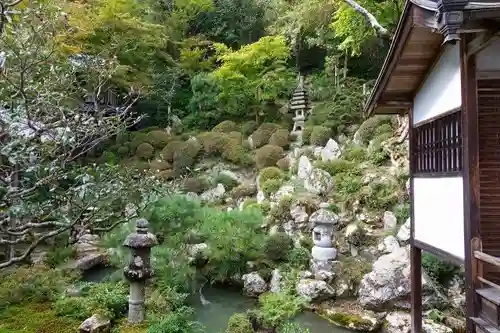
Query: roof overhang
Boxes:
[{"xmin": 364, "ymin": 0, "xmax": 500, "ymax": 117}]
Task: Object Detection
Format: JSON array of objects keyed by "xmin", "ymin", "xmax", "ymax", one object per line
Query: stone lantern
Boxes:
[
  {"xmin": 123, "ymin": 218, "xmax": 158, "ymax": 324},
  {"xmin": 309, "ymin": 203, "xmax": 338, "ymax": 275}
]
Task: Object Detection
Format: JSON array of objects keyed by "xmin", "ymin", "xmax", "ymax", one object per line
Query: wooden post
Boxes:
[{"xmin": 411, "ymin": 244, "xmax": 423, "ymax": 333}]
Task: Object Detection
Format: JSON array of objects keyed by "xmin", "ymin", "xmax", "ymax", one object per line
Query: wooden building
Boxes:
[{"xmin": 364, "ymin": 0, "xmax": 500, "ymax": 332}]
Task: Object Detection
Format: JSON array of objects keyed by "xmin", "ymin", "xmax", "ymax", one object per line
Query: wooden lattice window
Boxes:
[{"xmin": 412, "ymin": 110, "xmax": 462, "ymax": 176}]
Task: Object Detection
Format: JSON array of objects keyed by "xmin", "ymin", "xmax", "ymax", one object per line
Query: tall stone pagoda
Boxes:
[{"xmin": 289, "ymin": 76, "xmax": 311, "ymax": 135}]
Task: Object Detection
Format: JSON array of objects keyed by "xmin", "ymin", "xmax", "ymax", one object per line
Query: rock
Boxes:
[
  {"xmin": 383, "ymin": 312, "xmax": 411, "ymax": 333},
  {"xmin": 358, "ymin": 246, "xmax": 442, "ymax": 311},
  {"xmin": 345, "ymin": 223, "xmax": 365, "ymax": 246},
  {"xmin": 304, "ymin": 168, "xmax": 334, "ymax": 196},
  {"xmin": 220, "ymin": 170, "xmax": 242, "ymax": 184},
  {"xmin": 270, "ymin": 269, "xmax": 282, "ymax": 293},
  {"xmin": 405, "ymin": 179, "xmax": 410, "ymax": 196},
  {"xmin": 74, "ymin": 253, "xmax": 108, "ymax": 271},
  {"xmin": 297, "ymin": 155, "xmax": 313, "ymax": 180},
  {"xmin": 65, "ymin": 285, "xmax": 84, "ymax": 297},
  {"xmin": 271, "ymin": 185, "xmax": 294, "ymax": 203},
  {"xmin": 290, "ymin": 205, "xmax": 309, "ymax": 225},
  {"xmin": 247, "ymin": 136, "xmax": 255, "ymax": 149},
  {"xmin": 423, "ymin": 319, "xmax": 454, "ymax": 333},
  {"xmin": 396, "ymin": 218, "xmax": 411, "ymax": 243},
  {"xmin": 299, "ymin": 270, "xmax": 314, "ymax": 279},
  {"xmin": 200, "ymin": 183, "xmax": 225, "ymax": 202},
  {"xmin": 447, "ymin": 276, "xmax": 465, "ymax": 310},
  {"xmin": 314, "ymin": 270, "xmax": 335, "ymax": 283},
  {"xmin": 242, "ymin": 272, "xmax": 268, "ymax": 297},
  {"xmin": 443, "ymin": 316, "xmax": 466, "ymax": 333},
  {"xmin": 383, "ymin": 211, "xmax": 397, "ymax": 231},
  {"xmin": 30, "ymin": 250, "xmax": 47, "ymax": 265},
  {"xmin": 257, "ymin": 190, "xmax": 266, "ymax": 204},
  {"xmin": 334, "ymin": 278, "xmax": 351, "ymax": 298},
  {"xmin": 296, "ymin": 279, "xmax": 335, "ymax": 301},
  {"xmin": 185, "ymin": 192, "xmax": 199, "ymax": 201},
  {"xmin": 187, "ymin": 243, "xmax": 209, "ymax": 258},
  {"xmin": 320, "ymin": 306, "xmax": 383, "ymax": 332},
  {"xmin": 313, "ymin": 146, "xmax": 323, "ymax": 159},
  {"xmin": 79, "ymin": 314, "xmax": 111, "ymax": 333},
  {"xmin": 321, "ymin": 139, "xmax": 341, "ymax": 161},
  {"xmin": 378, "ymin": 235, "xmax": 400, "ymax": 254}
]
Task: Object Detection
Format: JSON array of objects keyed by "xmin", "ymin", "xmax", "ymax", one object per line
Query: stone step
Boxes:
[{"xmin": 471, "ymin": 317, "xmax": 500, "ymax": 333}]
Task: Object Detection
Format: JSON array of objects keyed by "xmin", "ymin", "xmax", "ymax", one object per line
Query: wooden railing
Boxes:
[{"xmin": 472, "ymin": 237, "xmax": 500, "ymax": 291}]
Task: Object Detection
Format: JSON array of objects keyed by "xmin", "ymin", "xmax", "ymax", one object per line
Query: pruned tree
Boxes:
[{"xmin": 0, "ymin": 0, "xmax": 154, "ymax": 268}]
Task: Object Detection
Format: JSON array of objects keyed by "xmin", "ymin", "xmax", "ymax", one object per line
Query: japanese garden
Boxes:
[{"xmin": 0, "ymin": 0, "xmax": 466, "ymax": 332}]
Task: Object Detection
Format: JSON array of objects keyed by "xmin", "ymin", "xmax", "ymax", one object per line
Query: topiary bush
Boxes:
[
  {"xmin": 182, "ymin": 178, "xmax": 209, "ymax": 194},
  {"xmin": 276, "ymin": 158, "xmax": 290, "ymax": 171},
  {"xmin": 150, "ymin": 160, "xmax": 172, "ymax": 171},
  {"xmin": 250, "ymin": 123, "xmax": 282, "ymax": 149},
  {"xmin": 231, "ymin": 183, "xmax": 257, "ymax": 199},
  {"xmin": 226, "ymin": 313, "xmax": 254, "ymax": 333},
  {"xmin": 228, "ymin": 131, "xmax": 243, "ymax": 144},
  {"xmin": 161, "ymin": 141, "xmax": 184, "ymax": 162},
  {"xmin": 116, "ymin": 146, "xmax": 130, "ymax": 157},
  {"xmin": 262, "ymin": 179, "xmax": 283, "ymax": 196},
  {"xmin": 269, "ymin": 129, "xmax": 290, "ymax": 148},
  {"xmin": 147, "ymin": 130, "xmax": 172, "ymax": 149},
  {"xmin": 315, "ymin": 159, "xmax": 361, "ymax": 177},
  {"xmin": 356, "ymin": 115, "xmax": 393, "ymax": 145},
  {"xmin": 136, "ymin": 142, "xmax": 154, "ymax": 160},
  {"xmin": 310, "ymin": 126, "xmax": 331, "ymax": 146},
  {"xmin": 264, "ymin": 232, "xmax": 294, "ymax": 261},
  {"xmin": 221, "ymin": 140, "xmax": 253, "ymax": 166},
  {"xmin": 213, "ymin": 120, "xmax": 238, "ymax": 133},
  {"xmin": 241, "ymin": 121, "xmax": 258, "ymax": 136},
  {"xmin": 255, "ymin": 145, "xmax": 284, "ymax": 169},
  {"xmin": 342, "ymin": 146, "xmax": 367, "ymax": 162},
  {"xmin": 129, "ymin": 132, "xmax": 149, "ymax": 152},
  {"xmin": 259, "ymin": 167, "xmax": 284, "ymax": 183},
  {"xmin": 197, "ymin": 132, "xmax": 228, "ymax": 155}
]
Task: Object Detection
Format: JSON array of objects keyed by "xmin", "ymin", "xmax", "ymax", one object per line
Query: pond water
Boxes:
[
  {"xmin": 83, "ymin": 267, "xmax": 351, "ymax": 333},
  {"xmin": 191, "ymin": 285, "xmax": 352, "ymax": 333}
]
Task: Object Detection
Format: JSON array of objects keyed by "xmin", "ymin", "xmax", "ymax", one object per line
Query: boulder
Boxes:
[
  {"xmin": 187, "ymin": 243, "xmax": 209, "ymax": 259},
  {"xmin": 290, "ymin": 204, "xmax": 309, "ymax": 225},
  {"xmin": 304, "ymin": 168, "xmax": 334, "ymax": 196},
  {"xmin": 79, "ymin": 314, "xmax": 111, "ymax": 333},
  {"xmin": 296, "ymin": 279, "xmax": 335, "ymax": 302},
  {"xmin": 383, "ymin": 312, "xmax": 453, "ymax": 333},
  {"xmin": 74, "ymin": 253, "xmax": 107, "ymax": 271},
  {"xmin": 358, "ymin": 245, "xmax": 442, "ymax": 311},
  {"xmin": 383, "ymin": 211, "xmax": 397, "ymax": 231},
  {"xmin": 320, "ymin": 306, "xmax": 383, "ymax": 332},
  {"xmin": 396, "ymin": 218, "xmax": 411, "ymax": 243},
  {"xmin": 269, "ymin": 269, "xmax": 283, "ymax": 293},
  {"xmin": 377, "ymin": 235, "xmax": 400, "ymax": 254},
  {"xmin": 271, "ymin": 185, "xmax": 295, "ymax": 203},
  {"xmin": 321, "ymin": 139, "xmax": 341, "ymax": 161},
  {"xmin": 297, "ymin": 155, "xmax": 313, "ymax": 180},
  {"xmin": 200, "ymin": 183, "xmax": 225, "ymax": 202},
  {"xmin": 242, "ymin": 272, "xmax": 268, "ymax": 297}
]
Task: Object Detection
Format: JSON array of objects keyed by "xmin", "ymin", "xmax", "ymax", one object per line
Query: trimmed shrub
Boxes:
[
  {"xmin": 116, "ymin": 146, "xmax": 130, "ymax": 157},
  {"xmin": 262, "ymin": 179, "xmax": 283, "ymax": 196},
  {"xmin": 259, "ymin": 167, "xmax": 284, "ymax": 183},
  {"xmin": 228, "ymin": 131, "xmax": 243, "ymax": 144},
  {"xmin": 264, "ymin": 232, "xmax": 294, "ymax": 261},
  {"xmin": 342, "ymin": 146, "xmax": 367, "ymax": 162},
  {"xmin": 147, "ymin": 130, "xmax": 171, "ymax": 149},
  {"xmin": 242, "ymin": 198, "xmax": 258, "ymax": 209},
  {"xmin": 276, "ymin": 158, "xmax": 290, "ymax": 171},
  {"xmin": 161, "ymin": 141, "xmax": 184, "ymax": 162},
  {"xmin": 241, "ymin": 121, "xmax": 258, "ymax": 136},
  {"xmin": 302, "ymin": 126, "xmax": 313, "ymax": 145},
  {"xmin": 356, "ymin": 115, "xmax": 393, "ymax": 145},
  {"xmin": 158, "ymin": 169, "xmax": 175, "ymax": 180},
  {"xmin": 231, "ymin": 183, "xmax": 257, "ymax": 199},
  {"xmin": 182, "ymin": 178, "xmax": 209, "ymax": 194},
  {"xmin": 222, "ymin": 142, "xmax": 253, "ymax": 166},
  {"xmin": 129, "ymin": 132, "xmax": 149, "ymax": 152},
  {"xmin": 150, "ymin": 160, "xmax": 171, "ymax": 171},
  {"xmin": 269, "ymin": 129, "xmax": 290, "ymax": 148},
  {"xmin": 315, "ymin": 159, "xmax": 361, "ymax": 177},
  {"xmin": 250, "ymin": 123, "xmax": 281, "ymax": 149},
  {"xmin": 197, "ymin": 132, "xmax": 228, "ymax": 155},
  {"xmin": 115, "ymin": 132, "xmax": 130, "ymax": 145},
  {"xmin": 214, "ymin": 173, "xmax": 239, "ymax": 191},
  {"xmin": 98, "ymin": 151, "xmax": 118, "ymax": 164},
  {"xmin": 172, "ymin": 154, "xmax": 195, "ymax": 175},
  {"xmin": 310, "ymin": 126, "xmax": 331, "ymax": 146},
  {"xmin": 182, "ymin": 139, "xmax": 202, "ymax": 159},
  {"xmin": 226, "ymin": 313, "xmax": 253, "ymax": 333},
  {"xmin": 213, "ymin": 120, "xmax": 238, "ymax": 133},
  {"xmin": 136, "ymin": 143, "xmax": 154, "ymax": 160},
  {"xmin": 255, "ymin": 145, "xmax": 284, "ymax": 169}
]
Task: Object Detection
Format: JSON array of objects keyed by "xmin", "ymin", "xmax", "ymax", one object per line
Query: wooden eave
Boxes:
[{"xmin": 364, "ymin": 1, "xmax": 445, "ymax": 116}]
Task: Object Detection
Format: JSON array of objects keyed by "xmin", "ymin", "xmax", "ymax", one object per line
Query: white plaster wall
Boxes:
[
  {"xmin": 413, "ymin": 43, "xmax": 462, "ymax": 126},
  {"xmin": 413, "ymin": 177, "xmax": 464, "ymax": 260},
  {"xmin": 476, "ymin": 37, "xmax": 500, "ymax": 72}
]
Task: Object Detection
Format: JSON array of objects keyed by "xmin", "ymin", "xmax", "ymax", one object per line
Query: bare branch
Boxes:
[{"xmin": 343, "ymin": 0, "xmax": 392, "ymax": 38}]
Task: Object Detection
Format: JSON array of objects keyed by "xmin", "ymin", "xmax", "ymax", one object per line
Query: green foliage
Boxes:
[
  {"xmin": 315, "ymin": 159, "xmax": 361, "ymax": 177},
  {"xmin": 213, "ymin": 120, "xmax": 239, "ymax": 133},
  {"xmin": 214, "ymin": 173, "xmax": 240, "ymax": 191},
  {"xmin": 310, "ymin": 126, "xmax": 331, "ymax": 146},
  {"xmin": 264, "ymin": 232, "xmax": 294, "ymax": 262},
  {"xmin": 286, "ymin": 246, "xmax": 311, "ymax": 270},
  {"xmin": 278, "ymin": 322, "xmax": 311, "ymax": 333},
  {"xmin": 241, "ymin": 121, "xmax": 258, "ymax": 136},
  {"xmin": 356, "ymin": 116, "xmax": 393, "ymax": 145},
  {"xmin": 226, "ymin": 313, "xmax": 254, "ymax": 333},
  {"xmin": 302, "ymin": 127, "xmax": 313, "ymax": 145},
  {"xmin": 262, "ymin": 179, "xmax": 284, "ymax": 196},
  {"xmin": 162, "ymin": 141, "xmax": 185, "ymax": 162},
  {"xmin": 148, "ymin": 130, "xmax": 172, "ymax": 149},
  {"xmin": 182, "ymin": 177, "xmax": 209, "ymax": 194},
  {"xmin": 259, "ymin": 167, "xmax": 284, "ymax": 183},
  {"xmin": 258, "ymin": 292, "xmax": 306, "ymax": 328},
  {"xmin": 136, "ymin": 142, "xmax": 155, "ymax": 160},
  {"xmin": 394, "ymin": 202, "xmax": 410, "ymax": 224},
  {"xmin": 342, "ymin": 146, "xmax": 367, "ymax": 162},
  {"xmin": 255, "ymin": 145, "xmax": 284, "ymax": 169},
  {"xmin": 230, "ymin": 183, "xmax": 257, "ymax": 199},
  {"xmin": 269, "ymin": 129, "xmax": 290, "ymax": 148},
  {"xmin": 276, "ymin": 158, "xmax": 290, "ymax": 171},
  {"xmin": 44, "ymin": 245, "xmax": 77, "ymax": 268},
  {"xmin": 251, "ymin": 123, "xmax": 282, "ymax": 149},
  {"xmin": 422, "ymin": 253, "xmax": 460, "ymax": 287},
  {"xmin": 148, "ymin": 306, "xmax": 204, "ymax": 333},
  {"xmin": 322, "ymin": 311, "xmax": 374, "ymax": 331}
]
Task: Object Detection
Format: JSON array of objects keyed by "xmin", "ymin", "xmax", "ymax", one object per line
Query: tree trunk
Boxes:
[{"xmin": 343, "ymin": 0, "xmax": 392, "ymax": 39}]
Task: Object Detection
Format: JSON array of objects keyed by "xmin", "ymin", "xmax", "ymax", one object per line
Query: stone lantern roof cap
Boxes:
[
  {"xmin": 123, "ymin": 218, "xmax": 158, "ymax": 249},
  {"xmin": 309, "ymin": 203, "xmax": 338, "ymax": 225}
]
